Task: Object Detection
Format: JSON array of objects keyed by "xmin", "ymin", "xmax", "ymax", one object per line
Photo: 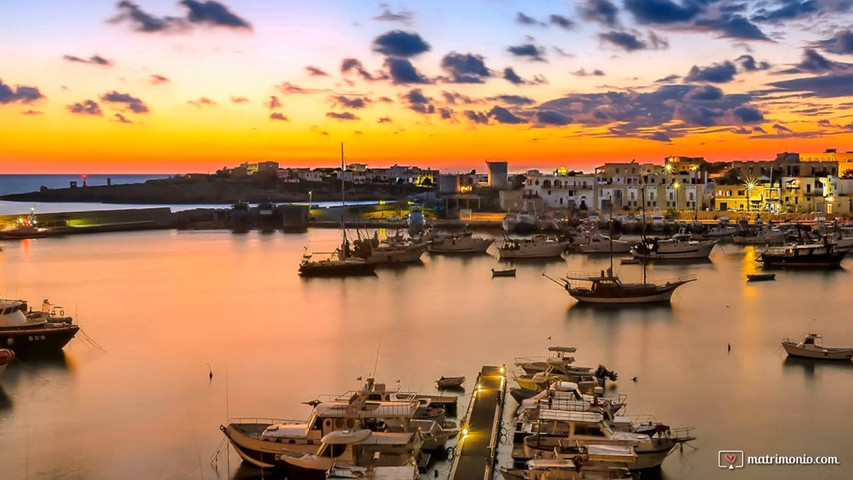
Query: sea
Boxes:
[{"xmin": 1, "ymin": 229, "xmax": 851, "ymax": 479}]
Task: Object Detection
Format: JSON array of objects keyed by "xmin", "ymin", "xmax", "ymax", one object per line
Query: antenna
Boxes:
[{"xmin": 371, "ymin": 334, "xmax": 383, "ymax": 378}]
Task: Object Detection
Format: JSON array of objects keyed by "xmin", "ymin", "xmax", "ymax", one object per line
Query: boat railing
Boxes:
[
  {"xmin": 228, "ymin": 416, "xmax": 306, "ymax": 425},
  {"xmin": 627, "ymin": 414, "xmax": 659, "ymax": 425},
  {"xmin": 667, "ymin": 426, "xmax": 697, "ymax": 441}
]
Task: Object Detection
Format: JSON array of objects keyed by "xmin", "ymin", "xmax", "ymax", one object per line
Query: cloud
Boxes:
[
  {"xmin": 276, "ymin": 82, "xmax": 328, "ymax": 94},
  {"xmin": 403, "ymin": 89, "xmax": 435, "ymax": 114},
  {"xmin": 150, "ymin": 74, "xmax": 170, "ymax": 85},
  {"xmin": 773, "ymin": 123, "xmax": 793, "ymax": 133},
  {"xmin": 782, "ymin": 48, "xmax": 853, "ymax": 73},
  {"xmin": 377, "ymin": 117, "xmax": 392, "ymax": 123},
  {"xmin": 736, "ymin": 54, "xmax": 771, "ymax": 71},
  {"xmin": 442, "ymin": 91, "xmax": 478, "ymax": 105},
  {"xmin": 623, "ymin": 0, "xmax": 703, "ymax": 24},
  {"xmin": 371, "ymin": 4, "xmax": 414, "ymax": 22},
  {"xmin": 305, "ymin": 66, "xmax": 329, "ymax": 76},
  {"xmin": 326, "ymin": 111, "xmax": 360, "ymax": 120},
  {"xmin": 751, "ymin": 0, "xmax": 819, "ymax": 23},
  {"xmin": 501, "ymin": 67, "xmax": 547, "ymax": 85},
  {"xmin": 372, "ymin": 30, "xmax": 430, "ymax": 57},
  {"xmin": 648, "ymin": 131, "xmax": 672, "ymax": 142},
  {"xmin": 694, "ymin": 15, "xmax": 770, "ymax": 41},
  {"xmin": 507, "ymin": 43, "xmax": 546, "ymax": 61},
  {"xmin": 536, "ymin": 110, "xmax": 572, "ymax": 125},
  {"xmin": 490, "ymin": 95, "xmax": 535, "ymax": 105},
  {"xmin": 67, "ymin": 100, "xmax": 102, "ymax": 116},
  {"xmin": 733, "ymin": 106, "xmax": 764, "ymax": 122},
  {"xmin": 21, "ymin": 109, "xmax": 42, "ymax": 115},
  {"xmin": 685, "ymin": 61, "xmax": 737, "ymax": 83},
  {"xmin": 331, "ymin": 95, "xmax": 371, "ymax": 109},
  {"xmin": 269, "ymin": 112, "xmax": 288, "ymax": 121},
  {"xmin": 114, "ymin": 113, "xmax": 133, "ymax": 124},
  {"xmin": 489, "ymin": 105, "xmax": 527, "ymax": 124},
  {"xmin": 815, "ymin": 29, "xmax": 853, "ymax": 55},
  {"xmin": 464, "ymin": 110, "xmax": 489, "ymax": 124},
  {"xmin": 63, "ymin": 54, "xmax": 113, "ymax": 66},
  {"xmin": 439, "ymin": 108, "xmax": 453, "ymax": 120},
  {"xmin": 231, "ymin": 96, "xmax": 248, "ymax": 103},
  {"xmin": 188, "ymin": 97, "xmax": 216, "ymax": 107},
  {"xmin": 516, "ymin": 12, "xmax": 541, "ymax": 25},
  {"xmin": 768, "ymin": 72, "xmax": 853, "ymax": 97},
  {"xmin": 180, "ymin": 1, "xmax": 251, "ymax": 29},
  {"xmin": 577, "ymin": 0, "xmax": 619, "ymax": 26},
  {"xmin": 440, "ymin": 52, "xmax": 491, "ymax": 83},
  {"xmin": 599, "ymin": 31, "xmax": 650, "ymax": 51},
  {"xmin": 341, "ymin": 58, "xmax": 385, "ymax": 81},
  {"xmin": 571, "ymin": 68, "xmax": 606, "ymax": 77},
  {"xmin": 656, "ymin": 74, "xmax": 681, "ymax": 83},
  {"xmin": 265, "ymin": 95, "xmax": 282, "ymax": 109},
  {"xmin": 384, "ymin": 57, "xmax": 431, "ymax": 84},
  {"xmin": 109, "ymin": 1, "xmax": 186, "ymax": 33},
  {"xmin": 0, "ymin": 79, "xmax": 45, "ymax": 104},
  {"xmin": 549, "ymin": 15, "xmax": 575, "ymax": 30},
  {"xmin": 685, "ymin": 84, "xmax": 723, "ymax": 101},
  {"xmin": 100, "ymin": 90, "xmax": 149, "ymax": 113}
]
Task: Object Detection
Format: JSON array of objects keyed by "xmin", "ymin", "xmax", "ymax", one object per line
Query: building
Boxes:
[
  {"xmin": 486, "ymin": 161, "xmax": 509, "ymax": 189},
  {"xmin": 524, "ymin": 169, "xmax": 596, "ymax": 210}
]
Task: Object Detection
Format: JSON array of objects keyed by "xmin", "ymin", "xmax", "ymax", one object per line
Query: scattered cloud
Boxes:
[
  {"xmin": 181, "ymin": 0, "xmax": 251, "ymax": 28},
  {"xmin": 109, "ymin": 1, "xmax": 186, "ymax": 33},
  {"xmin": 326, "ymin": 111, "xmax": 359, "ymax": 120},
  {"xmin": 536, "ymin": 110, "xmax": 572, "ymax": 126},
  {"xmin": 100, "ymin": 90, "xmax": 149, "ymax": 113},
  {"xmin": 341, "ymin": 58, "xmax": 386, "ymax": 81},
  {"xmin": 440, "ymin": 52, "xmax": 491, "ymax": 83},
  {"xmin": 685, "ymin": 61, "xmax": 738, "ymax": 83},
  {"xmin": 507, "ymin": 43, "xmax": 546, "ymax": 61},
  {"xmin": 188, "ymin": 97, "xmax": 216, "ymax": 107},
  {"xmin": 276, "ymin": 82, "xmax": 329, "ymax": 94},
  {"xmin": 114, "ymin": 113, "xmax": 133, "ymax": 124},
  {"xmin": 815, "ymin": 29, "xmax": 853, "ymax": 55},
  {"xmin": 230, "ymin": 96, "xmax": 248, "ymax": 103},
  {"xmin": 577, "ymin": 0, "xmax": 619, "ymax": 27},
  {"xmin": 694, "ymin": 15, "xmax": 770, "ymax": 41},
  {"xmin": 0, "ymin": 79, "xmax": 45, "ymax": 104},
  {"xmin": 67, "ymin": 99, "xmax": 102, "ymax": 116},
  {"xmin": 371, "ymin": 4, "xmax": 414, "ymax": 23},
  {"xmin": 63, "ymin": 54, "xmax": 113, "ymax": 66},
  {"xmin": 490, "ymin": 94, "xmax": 535, "ymax": 105},
  {"xmin": 768, "ymin": 72, "xmax": 853, "ymax": 97},
  {"xmin": 571, "ymin": 68, "xmax": 606, "ymax": 77},
  {"xmin": 501, "ymin": 67, "xmax": 547, "ymax": 85},
  {"xmin": 377, "ymin": 117, "xmax": 392, "ymax": 123},
  {"xmin": 751, "ymin": 0, "xmax": 820, "ymax": 23},
  {"xmin": 150, "ymin": 74, "xmax": 170, "ymax": 85},
  {"xmin": 20, "ymin": 109, "xmax": 42, "ymax": 115},
  {"xmin": 648, "ymin": 131, "xmax": 672, "ymax": 142},
  {"xmin": 109, "ymin": 0, "xmax": 251, "ymax": 33},
  {"xmin": 265, "ymin": 95, "xmax": 282, "ymax": 109},
  {"xmin": 489, "ymin": 105, "xmax": 527, "ymax": 124},
  {"xmin": 403, "ymin": 89, "xmax": 435, "ymax": 114},
  {"xmin": 372, "ymin": 30, "xmax": 430, "ymax": 57},
  {"xmin": 442, "ymin": 91, "xmax": 479, "ymax": 105},
  {"xmin": 331, "ymin": 95, "xmax": 371, "ymax": 109},
  {"xmin": 384, "ymin": 57, "xmax": 431, "ymax": 84},
  {"xmin": 599, "ymin": 30, "xmax": 667, "ymax": 51},
  {"xmin": 516, "ymin": 12, "xmax": 541, "ymax": 26},
  {"xmin": 549, "ymin": 14, "xmax": 575, "ymax": 30},
  {"xmin": 464, "ymin": 110, "xmax": 489, "ymax": 124},
  {"xmin": 782, "ymin": 49, "xmax": 853, "ymax": 73},
  {"xmin": 269, "ymin": 112, "xmax": 288, "ymax": 121},
  {"xmin": 305, "ymin": 66, "xmax": 329, "ymax": 76},
  {"xmin": 736, "ymin": 54, "xmax": 771, "ymax": 71}
]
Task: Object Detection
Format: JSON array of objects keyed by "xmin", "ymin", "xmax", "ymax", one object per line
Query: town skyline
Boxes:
[{"xmin": 2, "ymin": 1, "xmax": 853, "ymax": 173}]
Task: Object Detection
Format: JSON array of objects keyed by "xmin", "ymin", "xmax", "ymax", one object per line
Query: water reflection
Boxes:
[
  {"xmin": 782, "ymin": 356, "xmax": 853, "ymax": 382},
  {"xmin": 0, "ymin": 385, "xmax": 12, "ymax": 410}
]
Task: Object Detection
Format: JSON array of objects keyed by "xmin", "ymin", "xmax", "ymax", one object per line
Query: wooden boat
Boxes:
[
  {"xmin": 492, "ymin": 268, "xmax": 516, "ymax": 277},
  {"xmin": 782, "ymin": 333, "xmax": 853, "ymax": 361},
  {"xmin": 0, "ymin": 299, "xmax": 79, "ymax": 356},
  {"xmin": 436, "ymin": 376, "xmax": 465, "ymax": 389},
  {"xmin": 746, "ymin": 273, "xmax": 776, "ymax": 282},
  {"xmin": 758, "ymin": 240, "xmax": 845, "ymax": 268}
]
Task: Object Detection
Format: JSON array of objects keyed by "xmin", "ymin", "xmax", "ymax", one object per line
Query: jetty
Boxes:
[{"xmin": 448, "ymin": 365, "xmax": 507, "ymax": 480}]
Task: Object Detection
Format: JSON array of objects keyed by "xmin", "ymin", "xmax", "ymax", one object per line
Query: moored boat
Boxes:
[
  {"xmin": 545, "ymin": 269, "xmax": 695, "ymax": 305},
  {"xmin": 782, "ymin": 333, "xmax": 853, "ymax": 361},
  {"xmin": 428, "ymin": 229, "xmax": 493, "ymax": 254},
  {"xmin": 758, "ymin": 241, "xmax": 845, "ymax": 268},
  {"xmin": 746, "ymin": 273, "xmax": 775, "ymax": 282},
  {"xmin": 0, "ymin": 299, "xmax": 79, "ymax": 356},
  {"xmin": 435, "ymin": 376, "xmax": 465, "ymax": 389},
  {"xmin": 631, "ymin": 233, "xmax": 717, "ymax": 260},
  {"xmin": 492, "ymin": 268, "xmax": 516, "ymax": 277},
  {"xmin": 498, "ymin": 236, "xmax": 568, "ymax": 259}
]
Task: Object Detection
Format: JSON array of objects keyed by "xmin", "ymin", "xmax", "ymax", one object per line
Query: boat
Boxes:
[
  {"xmin": 0, "ymin": 348, "xmax": 14, "ymax": 374},
  {"xmin": 0, "ymin": 299, "xmax": 79, "ymax": 356},
  {"xmin": 499, "ymin": 452, "xmax": 634, "ymax": 480},
  {"xmin": 435, "ymin": 376, "xmax": 465, "ymax": 389},
  {"xmin": 498, "ymin": 235, "xmax": 568, "ymax": 259},
  {"xmin": 757, "ymin": 240, "xmax": 845, "ymax": 268},
  {"xmin": 548, "ymin": 269, "xmax": 695, "ymax": 305},
  {"xmin": 782, "ymin": 333, "xmax": 853, "ymax": 361},
  {"xmin": 630, "ymin": 233, "xmax": 717, "ymax": 260},
  {"xmin": 502, "ymin": 200, "xmax": 539, "ymax": 234},
  {"xmin": 733, "ymin": 226, "xmax": 787, "ymax": 245},
  {"xmin": 428, "ymin": 229, "xmax": 494, "ymax": 254},
  {"xmin": 299, "ymin": 145, "xmax": 377, "ymax": 277},
  {"xmin": 746, "ymin": 273, "xmax": 776, "ymax": 282},
  {"xmin": 572, "ymin": 230, "xmax": 632, "ymax": 254},
  {"xmin": 407, "ymin": 207, "xmax": 425, "ymax": 236},
  {"xmin": 0, "ymin": 209, "xmax": 54, "ymax": 239},
  {"xmin": 492, "ymin": 268, "xmax": 516, "ymax": 277},
  {"xmin": 694, "ymin": 217, "xmax": 737, "ymax": 239},
  {"xmin": 352, "ymin": 232, "xmax": 428, "ymax": 264}
]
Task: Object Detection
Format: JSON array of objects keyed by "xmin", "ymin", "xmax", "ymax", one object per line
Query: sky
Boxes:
[{"xmin": 2, "ymin": 0, "xmax": 853, "ymax": 173}]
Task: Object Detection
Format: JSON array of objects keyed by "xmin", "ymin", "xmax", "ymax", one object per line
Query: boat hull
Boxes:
[
  {"xmin": 428, "ymin": 238, "xmax": 493, "ymax": 254},
  {"xmin": 362, "ymin": 244, "xmax": 428, "ymax": 264},
  {"xmin": 759, "ymin": 252, "xmax": 845, "ymax": 268},
  {"xmin": 0, "ymin": 325, "xmax": 79, "ymax": 356},
  {"xmin": 631, "ymin": 242, "xmax": 716, "ymax": 260},
  {"xmin": 299, "ymin": 261, "xmax": 376, "ymax": 277},
  {"xmin": 569, "ymin": 288, "xmax": 678, "ymax": 304},
  {"xmin": 499, "ymin": 243, "xmax": 567, "ymax": 259},
  {"xmin": 220, "ymin": 423, "xmax": 314, "ymax": 469},
  {"xmin": 782, "ymin": 343, "xmax": 853, "ymax": 360}
]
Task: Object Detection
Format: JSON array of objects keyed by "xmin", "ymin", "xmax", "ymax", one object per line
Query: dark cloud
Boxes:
[
  {"xmin": 536, "ymin": 110, "xmax": 572, "ymax": 125},
  {"xmin": 773, "ymin": 123, "xmax": 793, "ymax": 133},
  {"xmin": 403, "ymin": 88, "xmax": 436, "ymax": 114},
  {"xmin": 331, "ymin": 95, "xmax": 371, "ymax": 109},
  {"xmin": 751, "ymin": 0, "xmax": 819, "ymax": 23},
  {"xmin": 571, "ymin": 68, "xmax": 606, "ymax": 77},
  {"xmin": 733, "ymin": 106, "xmax": 764, "ymax": 123},
  {"xmin": 372, "ymin": 30, "xmax": 430, "ymax": 57},
  {"xmin": 269, "ymin": 112, "xmax": 288, "ymax": 121},
  {"xmin": 188, "ymin": 97, "xmax": 216, "ymax": 107},
  {"xmin": 305, "ymin": 66, "xmax": 329, "ymax": 76},
  {"xmin": 109, "ymin": 1, "xmax": 186, "ymax": 33},
  {"xmin": 440, "ymin": 52, "xmax": 491, "ymax": 83},
  {"xmin": 371, "ymin": 4, "xmax": 414, "ymax": 22},
  {"xmin": 442, "ymin": 91, "xmax": 478, "ymax": 105},
  {"xmin": 489, "ymin": 105, "xmax": 527, "ymax": 124},
  {"xmin": 20, "ymin": 109, "xmax": 42, "ymax": 115},
  {"xmin": 265, "ymin": 96, "xmax": 282, "ymax": 109},
  {"xmin": 114, "ymin": 113, "xmax": 133, "ymax": 124},
  {"xmin": 63, "ymin": 54, "xmax": 113, "ymax": 66},
  {"xmin": 0, "ymin": 79, "xmax": 45, "ymax": 104},
  {"xmin": 150, "ymin": 74, "xmax": 170, "ymax": 85},
  {"xmin": 623, "ymin": 0, "xmax": 703, "ymax": 24},
  {"xmin": 549, "ymin": 15, "xmax": 575, "ymax": 30},
  {"xmin": 599, "ymin": 31, "xmax": 648, "ymax": 51},
  {"xmin": 384, "ymin": 58, "xmax": 431, "ymax": 84},
  {"xmin": 685, "ymin": 84, "xmax": 723, "ymax": 101},
  {"xmin": 695, "ymin": 15, "xmax": 770, "ymax": 41},
  {"xmin": 180, "ymin": 1, "xmax": 251, "ymax": 29},
  {"xmin": 464, "ymin": 110, "xmax": 489, "ymax": 124},
  {"xmin": 340, "ymin": 58, "xmax": 385, "ymax": 81},
  {"xmin": 648, "ymin": 131, "xmax": 672, "ymax": 142},
  {"xmin": 326, "ymin": 112, "xmax": 359, "ymax": 121},
  {"xmin": 685, "ymin": 61, "xmax": 737, "ymax": 83},
  {"xmin": 439, "ymin": 108, "xmax": 453, "ymax": 120},
  {"xmin": 231, "ymin": 96, "xmax": 248, "ymax": 103},
  {"xmin": 578, "ymin": 0, "xmax": 619, "ymax": 26},
  {"xmin": 503, "ymin": 67, "xmax": 525, "ymax": 85},
  {"xmin": 507, "ymin": 44, "xmax": 546, "ymax": 61},
  {"xmin": 516, "ymin": 12, "xmax": 541, "ymax": 25},
  {"xmin": 768, "ymin": 72, "xmax": 853, "ymax": 97},
  {"xmin": 815, "ymin": 29, "xmax": 853, "ymax": 55},
  {"xmin": 67, "ymin": 100, "xmax": 102, "ymax": 116},
  {"xmin": 783, "ymin": 49, "xmax": 852, "ymax": 73},
  {"xmin": 101, "ymin": 90, "xmax": 149, "ymax": 113},
  {"xmin": 656, "ymin": 74, "xmax": 681, "ymax": 83},
  {"xmin": 490, "ymin": 95, "xmax": 535, "ymax": 105},
  {"xmin": 736, "ymin": 55, "xmax": 771, "ymax": 71},
  {"xmin": 377, "ymin": 117, "xmax": 393, "ymax": 123}
]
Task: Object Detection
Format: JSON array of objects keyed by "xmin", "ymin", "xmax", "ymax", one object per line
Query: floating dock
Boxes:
[{"xmin": 447, "ymin": 365, "xmax": 507, "ymax": 480}]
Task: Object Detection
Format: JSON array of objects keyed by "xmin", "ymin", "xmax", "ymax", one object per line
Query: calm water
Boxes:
[{"xmin": 1, "ymin": 230, "xmax": 852, "ymax": 480}]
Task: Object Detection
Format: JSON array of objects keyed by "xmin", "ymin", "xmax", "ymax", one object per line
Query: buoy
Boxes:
[{"xmin": 632, "ymin": 377, "xmax": 638, "ymax": 382}]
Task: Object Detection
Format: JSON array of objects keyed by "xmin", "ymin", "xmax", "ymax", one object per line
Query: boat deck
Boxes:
[{"xmin": 447, "ymin": 365, "xmax": 506, "ymax": 480}]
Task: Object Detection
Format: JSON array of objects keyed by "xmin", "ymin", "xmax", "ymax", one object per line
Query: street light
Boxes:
[{"xmin": 308, "ymin": 190, "xmax": 313, "ymax": 208}]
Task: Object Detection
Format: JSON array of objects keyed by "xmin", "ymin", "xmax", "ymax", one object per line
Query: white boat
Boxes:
[
  {"xmin": 353, "ymin": 233, "xmax": 428, "ymax": 264},
  {"xmin": 498, "ymin": 236, "xmax": 568, "ymax": 259},
  {"xmin": 631, "ymin": 233, "xmax": 716, "ymax": 260},
  {"xmin": 782, "ymin": 333, "xmax": 853, "ymax": 361},
  {"xmin": 572, "ymin": 230, "xmax": 632, "ymax": 254},
  {"xmin": 503, "ymin": 200, "xmax": 539, "ymax": 234},
  {"xmin": 733, "ymin": 227, "xmax": 787, "ymax": 245},
  {"xmin": 428, "ymin": 230, "xmax": 493, "ymax": 254}
]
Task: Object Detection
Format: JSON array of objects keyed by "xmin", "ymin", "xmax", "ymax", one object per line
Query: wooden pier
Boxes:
[{"xmin": 447, "ymin": 365, "xmax": 507, "ymax": 480}]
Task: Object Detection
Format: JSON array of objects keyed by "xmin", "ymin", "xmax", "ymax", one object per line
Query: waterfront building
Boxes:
[{"xmin": 486, "ymin": 161, "xmax": 509, "ymax": 189}]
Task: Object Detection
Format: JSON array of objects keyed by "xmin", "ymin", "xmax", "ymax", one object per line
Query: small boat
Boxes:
[
  {"xmin": 492, "ymin": 268, "xmax": 516, "ymax": 277},
  {"xmin": 0, "ymin": 348, "xmax": 14, "ymax": 374},
  {"xmin": 782, "ymin": 333, "xmax": 853, "ymax": 361},
  {"xmin": 746, "ymin": 273, "xmax": 776, "ymax": 282},
  {"xmin": 498, "ymin": 235, "xmax": 568, "ymax": 259},
  {"xmin": 436, "ymin": 376, "xmax": 465, "ymax": 389},
  {"xmin": 758, "ymin": 241, "xmax": 845, "ymax": 268},
  {"xmin": 0, "ymin": 298, "xmax": 79, "ymax": 356}
]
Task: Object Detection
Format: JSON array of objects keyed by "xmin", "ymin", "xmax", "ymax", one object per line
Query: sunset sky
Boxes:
[{"xmin": 2, "ymin": 0, "xmax": 853, "ymax": 173}]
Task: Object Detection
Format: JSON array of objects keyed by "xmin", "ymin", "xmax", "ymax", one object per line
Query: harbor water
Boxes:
[{"xmin": 1, "ymin": 229, "xmax": 852, "ymax": 479}]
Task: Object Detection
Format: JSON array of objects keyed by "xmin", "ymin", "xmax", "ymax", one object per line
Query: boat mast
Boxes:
[
  {"xmin": 641, "ymin": 174, "xmax": 647, "ymax": 285},
  {"xmin": 341, "ymin": 143, "xmax": 347, "ymax": 254},
  {"xmin": 608, "ymin": 198, "xmax": 614, "ymax": 275}
]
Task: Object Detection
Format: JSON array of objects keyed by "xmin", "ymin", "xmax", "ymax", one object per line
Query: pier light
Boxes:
[{"xmin": 499, "ymin": 365, "xmax": 505, "ymax": 374}]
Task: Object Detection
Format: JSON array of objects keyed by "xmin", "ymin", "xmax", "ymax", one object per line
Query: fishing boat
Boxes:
[
  {"xmin": 782, "ymin": 333, "xmax": 853, "ymax": 361},
  {"xmin": 352, "ymin": 232, "xmax": 428, "ymax": 264},
  {"xmin": 0, "ymin": 348, "xmax": 13, "ymax": 374},
  {"xmin": 502, "ymin": 201, "xmax": 539, "ymax": 234},
  {"xmin": 299, "ymin": 145, "xmax": 377, "ymax": 277},
  {"xmin": 498, "ymin": 235, "xmax": 568, "ymax": 259},
  {"xmin": 492, "ymin": 268, "xmax": 516, "ymax": 277},
  {"xmin": 572, "ymin": 230, "xmax": 632, "ymax": 254},
  {"xmin": 435, "ymin": 376, "xmax": 465, "ymax": 389},
  {"xmin": 0, "ymin": 209, "xmax": 54, "ymax": 239},
  {"xmin": 0, "ymin": 299, "xmax": 79, "ymax": 356},
  {"xmin": 757, "ymin": 240, "xmax": 845, "ymax": 268},
  {"xmin": 746, "ymin": 273, "xmax": 776, "ymax": 282},
  {"xmin": 630, "ymin": 232, "xmax": 717, "ymax": 260},
  {"xmin": 499, "ymin": 453, "xmax": 634, "ymax": 480},
  {"xmin": 428, "ymin": 229, "xmax": 493, "ymax": 254}
]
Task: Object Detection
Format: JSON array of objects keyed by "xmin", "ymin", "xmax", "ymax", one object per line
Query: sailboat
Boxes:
[
  {"xmin": 298, "ymin": 145, "xmax": 376, "ymax": 277},
  {"xmin": 544, "ymin": 199, "xmax": 695, "ymax": 304}
]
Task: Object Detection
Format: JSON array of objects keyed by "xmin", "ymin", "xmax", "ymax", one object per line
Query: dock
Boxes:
[{"xmin": 447, "ymin": 365, "xmax": 507, "ymax": 480}]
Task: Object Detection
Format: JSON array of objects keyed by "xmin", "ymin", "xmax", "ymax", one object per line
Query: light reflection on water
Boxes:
[{"xmin": 0, "ymin": 229, "xmax": 852, "ymax": 479}]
